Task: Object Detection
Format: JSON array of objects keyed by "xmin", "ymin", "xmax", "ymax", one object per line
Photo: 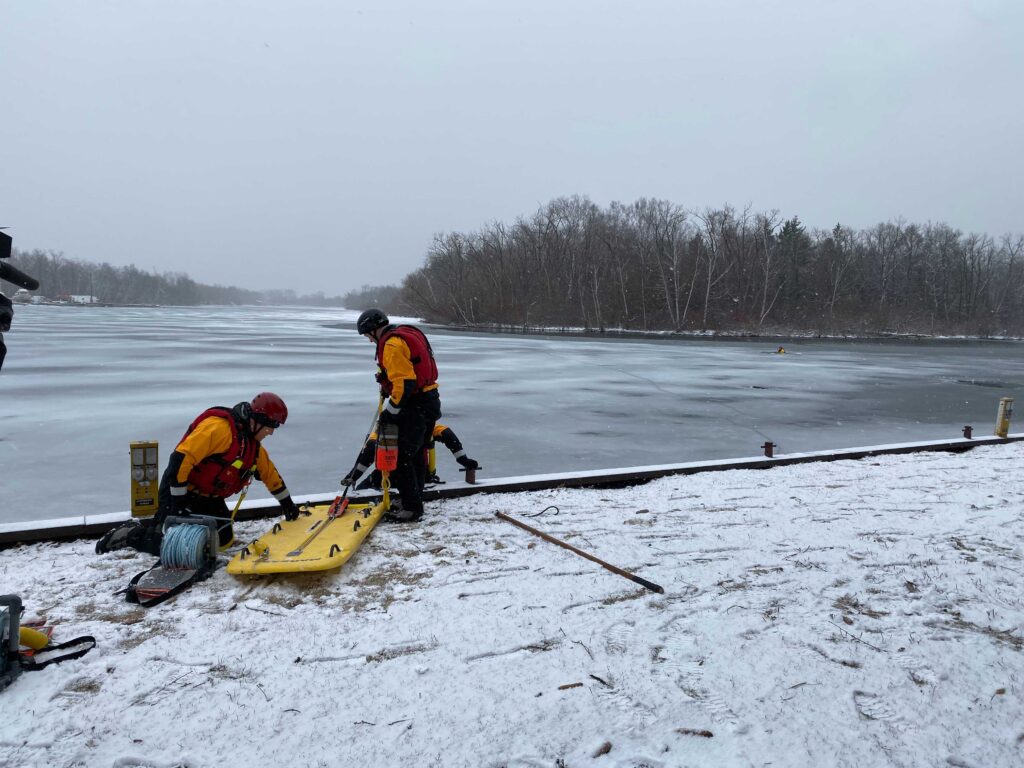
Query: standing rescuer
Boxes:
[
  {"xmin": 356, "ymin": 308, "xmax": 442, "ymax": 522},
  {"xmin": 96, "ymin": 392, "xmax": 300, "ymax": 555}
]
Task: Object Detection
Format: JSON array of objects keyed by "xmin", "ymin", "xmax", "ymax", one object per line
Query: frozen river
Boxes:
[{"xmin": 1, "ymin": 304, "xmax": 1021, "ymax": 524}]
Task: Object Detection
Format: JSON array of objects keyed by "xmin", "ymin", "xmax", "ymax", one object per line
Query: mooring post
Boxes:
[
  {"xmin": 762, "ymin": 441, "xmax": 775, "ymax": 458},
  {"xmin": 963, "ymin": 425, "xmax": 973, "ymax": 439},
  {"xmin": 995, "ymin": 397, "xmax": 1014, "ymax": 438}
]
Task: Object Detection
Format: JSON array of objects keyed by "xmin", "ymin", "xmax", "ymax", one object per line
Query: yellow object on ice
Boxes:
[
  {"xmin": 19, "ymin": 626, "xmax": 50, "ymax": 650},
  {"xmin": 226, "ymin": 500, "xmax": 387, "ymax": 576}
]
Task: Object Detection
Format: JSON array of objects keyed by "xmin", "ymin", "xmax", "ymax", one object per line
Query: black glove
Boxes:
[
  {"xmin": 170, "ymin": 493, "xmax": 189, "ymax": 515},
  {"xmin": 280, "ymin": 497, "xmax": 301, "ymax": 521},
  {"xmin": 456, "ymin": 455, "xmax": 479, "ymax": 470}
]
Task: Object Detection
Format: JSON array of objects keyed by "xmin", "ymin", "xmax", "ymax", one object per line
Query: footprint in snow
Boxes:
[
  {"xmin": 654, "ymin": 631, "xmax": 738, "ymax": 724},
  {"xmin": 853, "ymin": 690, "xmax": 898, "ymax": 721},
  {"xmin": 603, "ymin": 619, "xmax": 635, "ymax": 655}
]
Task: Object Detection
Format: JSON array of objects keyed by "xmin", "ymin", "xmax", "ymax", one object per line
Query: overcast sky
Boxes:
[{"xmin": 2, "ymin": 1, "xmax": 1021, "ymax": 294}]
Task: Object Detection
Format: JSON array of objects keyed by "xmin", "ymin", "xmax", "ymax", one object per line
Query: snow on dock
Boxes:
[{"xmin": 1, "ymin": 443, "xmax": 1022, "ymax": 767}]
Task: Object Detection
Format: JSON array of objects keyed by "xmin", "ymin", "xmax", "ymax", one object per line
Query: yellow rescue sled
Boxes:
[{"xmin": 226, "ymin": 499, "xmax": 387, "ymax": 576}]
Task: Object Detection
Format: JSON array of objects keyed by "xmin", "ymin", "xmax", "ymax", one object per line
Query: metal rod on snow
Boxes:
[{"xmin": 494, "ymin": 511, "xmax": 665, "ymax": 594}]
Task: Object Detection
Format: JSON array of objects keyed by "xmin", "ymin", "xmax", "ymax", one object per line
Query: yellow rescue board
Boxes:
[{"xmin": 226, "ymin": 501, "xmax": 386, "ymax": 576}]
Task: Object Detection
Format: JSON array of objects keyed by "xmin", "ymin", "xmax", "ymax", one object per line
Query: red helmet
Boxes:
[{"xmin": 251, "ymin": 392, "xmax": 288, "ymax": 427}]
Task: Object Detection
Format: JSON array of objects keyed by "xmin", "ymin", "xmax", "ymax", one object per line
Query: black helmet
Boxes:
[{"xmin": 356, "ymin": 308, "xmax": 390, "ymax": 335}]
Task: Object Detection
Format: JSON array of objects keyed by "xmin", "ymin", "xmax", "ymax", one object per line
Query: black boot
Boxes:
[
  {"xmin": 95, "ymin": 522, "xmax": 141, "ymax": 554},
  {"xmin": 384, "ymin": 499, "xmax": 423, "ymax": 523},
  {"xmin": 95, "ymin": 520, "xmax": 163, "ymax": 556}
]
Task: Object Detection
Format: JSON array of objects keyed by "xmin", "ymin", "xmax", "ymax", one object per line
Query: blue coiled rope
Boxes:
[{"xmin": 160, "ymin": 524, "xmax": 210, "ymax": 569}]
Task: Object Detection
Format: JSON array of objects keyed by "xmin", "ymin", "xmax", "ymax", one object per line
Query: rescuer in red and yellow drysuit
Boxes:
[
  {"xmin": 356, "ymin": 308, "xmax": 442, "ymax": 522},
  {"xmin": 96, "ymin": 393, "xmax": 299, "ymax": 555}
]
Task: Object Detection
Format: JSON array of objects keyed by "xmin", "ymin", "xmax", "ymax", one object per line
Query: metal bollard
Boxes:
[
  {"xmin": 963, "ymin": 425, "xmax": 973, "ymax": 439},
  {"xmin": 464, "ymin": 467, "xmax": 477, "ymax": 484},
  {"xmin": 762, "ymin": 441, "xmax": 775, "ymax": 458},
  {"xmin": 995, "ymin": 397, "xmax": 1014, "ymax": 438}
]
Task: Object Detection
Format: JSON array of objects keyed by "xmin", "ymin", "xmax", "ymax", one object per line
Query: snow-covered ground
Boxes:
[{"xmin": 2, "ymin": 443, "xmax": 1022, "ymax": 767}]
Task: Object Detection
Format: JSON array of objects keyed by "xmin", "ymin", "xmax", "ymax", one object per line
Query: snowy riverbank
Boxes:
[{"xmin": 2, "ymin": 443, "xmax": 1022, "ymax": 767}]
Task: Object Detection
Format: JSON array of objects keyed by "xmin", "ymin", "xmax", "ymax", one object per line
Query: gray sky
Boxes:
[{"xmin": 2, "ymin": 1, "xmax": 1021, "ymax": 294}]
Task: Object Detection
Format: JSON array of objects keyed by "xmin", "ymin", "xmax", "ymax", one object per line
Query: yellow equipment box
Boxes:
[{"xmin": 130, "ymin": 441, "xmax": 159, "ymax": 517}]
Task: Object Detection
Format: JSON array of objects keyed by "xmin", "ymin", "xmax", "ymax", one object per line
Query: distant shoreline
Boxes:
[
  {"xmin": 325, "ymin": 321, "xmax": 1024, "ymax": 344},
  {"xmin": 11, "ymin": 301, "xmax": 342, "ymax": 309},
  {"xmin": 16, "ymin": 303, "xmax": 1022, "ymax": 342}
]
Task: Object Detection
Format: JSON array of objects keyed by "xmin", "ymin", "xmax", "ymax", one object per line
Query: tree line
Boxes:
[
  {"xmin": 340, "ymin": 283, "xmax": 404, "ymax": 314},
  {"xmin": 398, "ymin": 196, "xmax": 1024, "ymax": 336},
  {"xmin": 5, "ymin": 249, "xmax": 344, "ymax": 306}
]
